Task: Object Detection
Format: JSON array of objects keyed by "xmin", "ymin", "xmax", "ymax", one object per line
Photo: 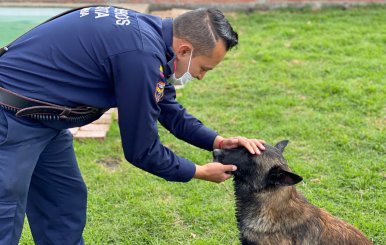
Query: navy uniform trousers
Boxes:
[{"xmin": 0, "ymin": 107, "xmax": 86, "ymax": 244}]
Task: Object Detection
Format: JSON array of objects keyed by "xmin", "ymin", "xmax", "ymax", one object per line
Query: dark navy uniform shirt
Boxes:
[{"xmin": 0, "ymin": 6, "xmax": 218, "ymax": 182}]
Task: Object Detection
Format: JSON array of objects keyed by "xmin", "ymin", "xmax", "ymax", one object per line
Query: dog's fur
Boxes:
[{"xmin": 213, "ymin": 140, "xmax": 372, "ymax": 245}]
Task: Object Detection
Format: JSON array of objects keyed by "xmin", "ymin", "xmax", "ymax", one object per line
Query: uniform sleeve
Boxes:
[
  {"xmin": 109, "ymin": 50, "xmax": 196, "ymax": 182},
  {"xmin": 157, "ymin": 84, "xmax": 218, "ymax": 151}
]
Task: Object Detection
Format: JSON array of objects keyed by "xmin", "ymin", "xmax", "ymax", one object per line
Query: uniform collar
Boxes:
[{"xmin": 162, "ymin": 18, "xmax": 175, "ymax": 77}]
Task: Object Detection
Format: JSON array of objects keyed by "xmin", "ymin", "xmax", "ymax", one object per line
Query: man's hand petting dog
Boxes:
[
  {"xmin": 194, "ymin": 163, "xmax": 237, "ymax": 183},
  {"xmin": 194, "ymin": 136, "xmax": 266, "ymax": 183},
  {"xmin": 215, "ymin": 136, "xmax": 266, "ymax": 155}
]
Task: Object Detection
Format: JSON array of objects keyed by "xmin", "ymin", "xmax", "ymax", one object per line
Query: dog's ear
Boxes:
[
  {"xmin": 267, "ymin": 166, "xmax": 303, "ymax": 187},
  {"xmin": 275, "ymin": 140, "xmax": 289, "ymax": 153}
]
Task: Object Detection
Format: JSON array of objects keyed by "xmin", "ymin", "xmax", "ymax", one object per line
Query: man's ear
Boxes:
[
  {"xmin": 275, "ymin": 140, "xmax": 289, "ymax": 153},
  {"xmin": 173, "ymin": 38, "xmax": 193, "ymax": 58},
  {"xmin": 267, "ymin": 166, "xmax": 303, "ymax": 187}
]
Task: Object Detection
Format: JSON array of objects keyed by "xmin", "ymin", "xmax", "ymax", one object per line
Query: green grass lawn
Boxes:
[{"xmin": 1, "ymin": 6, "xmax": 385, "ymax": 244}]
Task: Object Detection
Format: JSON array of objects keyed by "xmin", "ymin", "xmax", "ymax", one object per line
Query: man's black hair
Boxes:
[{"xmin": 173, "ymin": 8, "xmax": 238, "ymax": 56}]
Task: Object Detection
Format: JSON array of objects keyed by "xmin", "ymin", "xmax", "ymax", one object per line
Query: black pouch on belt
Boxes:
[{"xmin": 0, "ymin": 87, "xmax": 108, "ymax": 130}]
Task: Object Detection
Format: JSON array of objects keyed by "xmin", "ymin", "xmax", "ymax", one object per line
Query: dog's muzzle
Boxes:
[{"xmin": 213, "ymin": 149, "xmax": 224, "ymax": 163}]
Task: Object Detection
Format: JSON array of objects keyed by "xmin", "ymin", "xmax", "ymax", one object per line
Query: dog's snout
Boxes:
[{"xmin": 213, "ymin": 149, "xmax": 224, "ymax": 162}]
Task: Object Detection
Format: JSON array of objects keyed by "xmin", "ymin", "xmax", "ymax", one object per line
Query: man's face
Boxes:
[{"xmin": 174, "ymin": 40, "xmax": 227, "ymax": 80}]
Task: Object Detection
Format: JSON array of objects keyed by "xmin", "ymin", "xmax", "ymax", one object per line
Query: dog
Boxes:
[{"xmin": 213, "ymin": 140, "xmax": 372, "ymax": 245}]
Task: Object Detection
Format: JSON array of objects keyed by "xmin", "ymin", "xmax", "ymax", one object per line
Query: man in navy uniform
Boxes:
[{"xmin": 0, "ymin": 6, "xmax": 265, "ymax": 244}]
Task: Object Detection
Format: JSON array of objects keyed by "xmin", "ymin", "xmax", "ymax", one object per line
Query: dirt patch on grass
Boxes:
[{"xmin": 97, "ymin": 157, "xmax": 121, "ymax": 171}]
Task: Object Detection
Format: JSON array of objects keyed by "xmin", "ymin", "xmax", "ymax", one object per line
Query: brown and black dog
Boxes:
[{"xmin": 213, "ymin": 140, "xmax": 372, "ymax": 245}]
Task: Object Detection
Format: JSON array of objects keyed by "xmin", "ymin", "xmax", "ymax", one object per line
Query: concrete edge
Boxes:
[
  {"xmin": 0, "ymin": 2, "xmax": 385, "ymax": 12},
  {"xmin": 0, "ymin": 2, "xmax": 149, "ymax": 13},
  {"xmin": 148, "ymin": 2, "xmax": 386, "ymax": 12}
]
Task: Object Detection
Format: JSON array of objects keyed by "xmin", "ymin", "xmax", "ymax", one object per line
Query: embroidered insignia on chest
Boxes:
[{"xmin": 155, "ymin": 81, "xmax": 166, "ymax": 103}]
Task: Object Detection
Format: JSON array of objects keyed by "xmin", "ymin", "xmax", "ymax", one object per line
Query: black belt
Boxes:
[{"xmin": 0, "ymin": 87, "xmax": 106, "ymax": 123}]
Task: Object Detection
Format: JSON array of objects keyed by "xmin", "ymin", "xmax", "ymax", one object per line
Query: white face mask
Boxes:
[{"xmin": 167, "ymin": 50, "xmax": 195, "ymax": 87}]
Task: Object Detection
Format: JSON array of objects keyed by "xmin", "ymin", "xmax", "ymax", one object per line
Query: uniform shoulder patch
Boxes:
[{"xmin": 155, "ymin": 81, "xmax": 166, "ymax": 103}]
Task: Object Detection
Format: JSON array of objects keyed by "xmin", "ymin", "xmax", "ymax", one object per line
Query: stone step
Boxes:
[
  {"xmin": 151, "ymin": 8, "xmax": 190, "ymax": 18},
  {"xmin": 70, "ymin": 108, "xmax": 117, "ymax": 140}
]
